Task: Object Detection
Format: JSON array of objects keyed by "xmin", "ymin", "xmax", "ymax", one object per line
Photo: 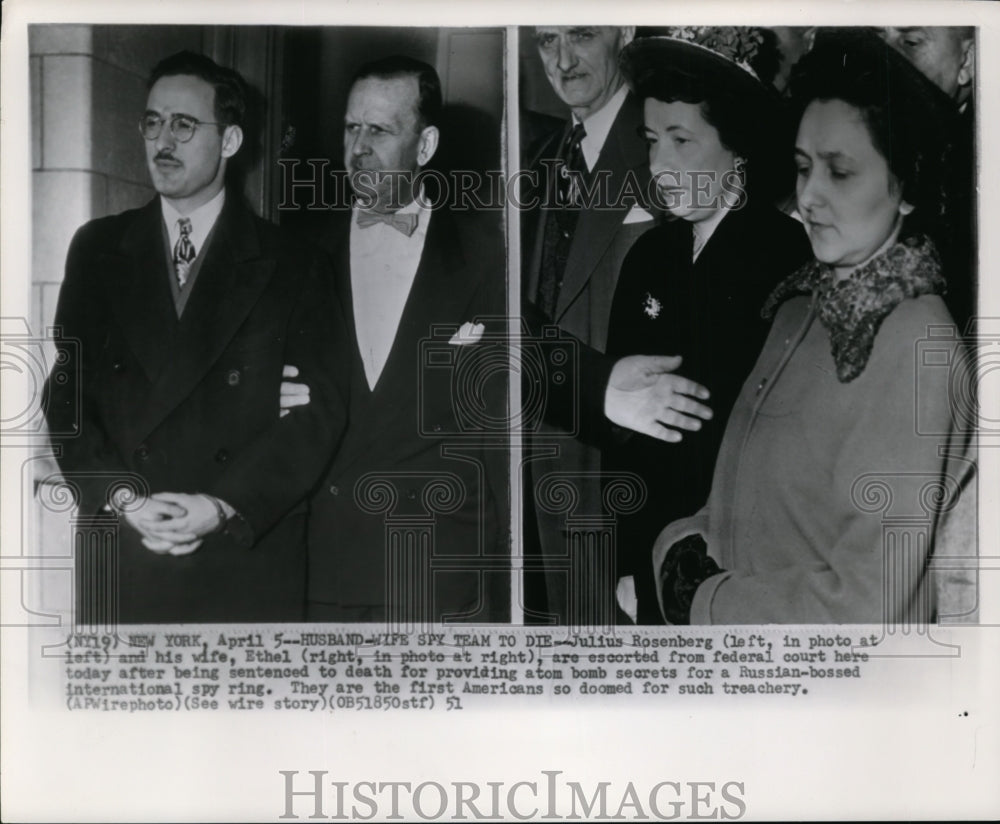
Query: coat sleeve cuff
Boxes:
[{"xmin": 219, "ymin": 509, "xmax": 255, "ymax": 549}]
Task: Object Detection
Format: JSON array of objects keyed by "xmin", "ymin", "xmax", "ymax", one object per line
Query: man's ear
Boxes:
[
  {"xmin": 417, "ymin": 125, "xmax": 440, "ymax": 167},
  {"xmin": 620, "ymin": 27, "xmax": 636, "ymax": 49},
  {"xmin": 221, "ymin": 124, "xmax": 244, "ymax": 159},
  {"xmin": 958, "ymin": 38, "xmax": 975, "ymax": 88}
]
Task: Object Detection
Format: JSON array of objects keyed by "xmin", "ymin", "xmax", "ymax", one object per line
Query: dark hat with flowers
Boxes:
[
  {"xmin": 620, "ymin": 27, "xmax": 779, "ymax": 106},
  {"xmin": 620, "ymin": 28, "xmax": 788, "ymax": 196}
]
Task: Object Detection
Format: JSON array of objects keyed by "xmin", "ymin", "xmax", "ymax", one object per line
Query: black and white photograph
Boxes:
[
  {"xmin": 31, "ymin": 24, "xmax": 511, "ymax": 627},
  {"xmin": 518, "ymin": 23, "xmax": 978, "ymax": 627},
  {"xmin": 1, "ymin": 1, "xmax": 998, "ymax": 821}
]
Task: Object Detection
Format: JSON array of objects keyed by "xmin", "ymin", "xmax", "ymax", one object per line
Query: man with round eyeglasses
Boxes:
[{"xmin": 44, "ymin": 51, "xmax": 350, "ymax": 623}]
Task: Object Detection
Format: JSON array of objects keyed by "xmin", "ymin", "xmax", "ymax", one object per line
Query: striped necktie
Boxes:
[{"xmin": 173, "ymin": 217, "xmax": 196, "ymax": 287}]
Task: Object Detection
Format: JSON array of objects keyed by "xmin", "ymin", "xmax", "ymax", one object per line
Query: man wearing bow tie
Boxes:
[
  {"xmin": 44, "ymin": 52, "xmax": 349, "ymax": 623},
  {"xmin": 298, "ymin": 56, "xmax": 508, "ymax": 623}
]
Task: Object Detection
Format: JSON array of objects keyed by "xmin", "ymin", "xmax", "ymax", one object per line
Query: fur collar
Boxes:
[{"xmin": 762, "ymin": 234, "xmax": 945, "ymax": 382}]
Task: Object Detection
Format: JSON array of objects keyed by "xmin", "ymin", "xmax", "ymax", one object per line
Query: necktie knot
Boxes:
[{"xmin": 356, "ymin": 208, "xmax": 419, "ymax": 237}]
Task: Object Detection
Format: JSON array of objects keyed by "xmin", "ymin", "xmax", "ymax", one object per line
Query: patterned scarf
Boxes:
[{"xmin": 762, "ymin": 234, "xmax": 946, "ymax": 383}]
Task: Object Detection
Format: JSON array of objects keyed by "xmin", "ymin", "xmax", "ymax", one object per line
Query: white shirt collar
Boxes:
[
  {"xmin": 691, "ymin": 207, "xmax": 732, "ymax": 263},
  {"xmin": 397, "ymin": 191, "xmax": 426, "ymax": 217},
  {"xmin": 351, "ymin": 185, "xmax": 430, "ymax": 224},
  {"xmin": 161, "ymin": 189, "xmax": 226, "ymax": 254},
  {"xmin": 573, "ymin": 84, "xmax": 629, "ymax": 172}
]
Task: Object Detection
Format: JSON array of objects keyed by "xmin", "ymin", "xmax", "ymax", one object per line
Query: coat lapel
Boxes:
[
  {"xmin": 333, "ymin": 208, "xmax": 482, "ymax": 476},
  {"xmin": 555, "ymin": 93, "xmax": 648, "ymax": 321},
  {"xmin": 691, "ymin": 204, "xmax": 753, "ymax": 279},
  {"xmin": 133, "ymin": 198, "xmax": 276, "ymax": 440},
  {"xmin": 524, "ymin": 128, "xmax": 566, "ymax": 299},
  {"xmin": 322, "ymin": 212, "xmax": 366, "ymax": 392},
  {"xmin": 104, "ymin": 199, "xmax": 178, "ymax": 382}
]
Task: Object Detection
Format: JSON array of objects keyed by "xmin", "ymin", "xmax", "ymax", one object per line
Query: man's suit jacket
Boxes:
[
  {"xmin": 521, "ymin": 92, "xmax": 652, "ymax": 623},
  {"xmin": 44, "ymin": 195, "xmax": 349, "ymax": 623},
  {"xmin": 306, "ymin": 207, "xmax": 509, "ymax": 623},
  {"xmin": 523, "ymin": 92, "xmax": 652, "ymax": 352}
]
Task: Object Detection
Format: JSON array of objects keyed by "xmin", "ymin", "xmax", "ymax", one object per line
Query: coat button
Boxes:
[
  {"xmin": 112, "ymin": 361, "xmax": 125, "ymax": 373},
  {"xmin": 135, "ymin": 444, "xmax": 149, "ymax": 460},
  {"xmin": 756, "ymin": 377, "xmax": 768, "ymax": 394},
  {"xmin": 215, "ymin": 449, "xmax": 230, "ymax": 464},
  {"xmin": 329, "ymin": 485, "xmax": 339, "ymax": 496},
  {"xmin": 226, "ymin": 369, "xmax": 241, "ymax": 386}
]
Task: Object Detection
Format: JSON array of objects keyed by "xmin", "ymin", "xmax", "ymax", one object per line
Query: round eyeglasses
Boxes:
[{"xmin": 139, "ymin": 114, "xmax": 222, "ymax": 143}]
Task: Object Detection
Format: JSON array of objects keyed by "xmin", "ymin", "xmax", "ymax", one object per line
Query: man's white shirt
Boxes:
[
  {"xmin": 161, "ymin": 188, "xmax": 226, "ymax": 256},
  {"xmin": 350, "ymin": 195, "xmax": 431, "ymax": 390},
  {"xmin": 575, "ymin": 83, "xmax": 628, "ymax": 172}
]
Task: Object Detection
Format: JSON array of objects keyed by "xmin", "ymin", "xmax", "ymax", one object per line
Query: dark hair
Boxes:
[
  {"xmin": 632, "ymin": 71, "xmax": 773, "ymax": 163},
  {"xmin": 351, "ymin": 55, "xmax": 442, "ymax": 130},
  {"xmin": 627, "ymin": 46, "xmax": 791, "ymax": 200},
  {"xmin": 148, "ymin": 51, "xmax": 248, "ymax": 132},
  {"xmin": 789, "ymin": 28, "xmax": 957, "ymax": 237}
]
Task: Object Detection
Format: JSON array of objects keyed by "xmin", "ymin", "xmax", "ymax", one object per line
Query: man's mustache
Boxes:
[{"xmin": 154, "ymin": 151, "xmax": 181, "ymax": 164}]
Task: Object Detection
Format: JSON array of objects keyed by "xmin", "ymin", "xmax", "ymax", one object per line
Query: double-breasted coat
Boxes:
[{"xmin": 45, "ymin": 196, "xmax": 349, "ymax": 623}]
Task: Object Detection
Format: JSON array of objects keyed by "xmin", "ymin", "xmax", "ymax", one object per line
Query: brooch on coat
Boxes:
[{"xmin": 643, "ymin": 292, "xmax": 662, "ymax": 319}]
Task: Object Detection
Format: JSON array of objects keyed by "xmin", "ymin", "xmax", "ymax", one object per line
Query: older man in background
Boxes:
[{"xmin": 521, "ymin": 26, "xmax": 658, "ymax": 624}]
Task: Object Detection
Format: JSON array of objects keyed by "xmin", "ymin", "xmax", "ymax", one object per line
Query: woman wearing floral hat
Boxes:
[
  {"xmin": 651, "ymin": 28, "xmax": 973, "ymax": 624},
  {"xmin": 605, "ymin": 28, "xmax": 812, "ymax": 623}
]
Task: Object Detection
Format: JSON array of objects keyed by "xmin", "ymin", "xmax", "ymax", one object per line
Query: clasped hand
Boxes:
[{"xmin": 122, "ymin": 493, "xmax": 224, "ymax": 556}]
